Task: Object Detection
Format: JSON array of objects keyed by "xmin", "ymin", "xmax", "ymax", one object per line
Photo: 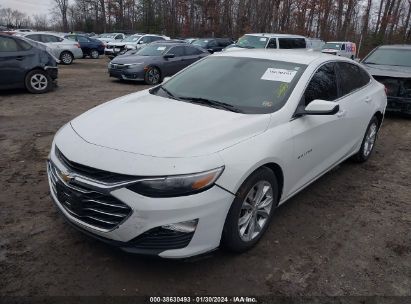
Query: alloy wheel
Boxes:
[
  {"xmin": 147, "ymin": 68, "xmax": 160, "ymax": 84},
  {"xmin": 363, "ymin": 122, "xmax": 377, "ymax": 157},
  {"xmin": 61, "ymin": 53, "xmax": 72, "ymax": 64},
  {"xmin": 91, "ymin": 50, "xmax": 99, "ymax": 59},
  {"xmin": 30, "ymin": 74, "xmax": 48, "ymax": 91},
  {"xmin": 238, "ymin": 181, "xmax": 273, "ymax": 242}
]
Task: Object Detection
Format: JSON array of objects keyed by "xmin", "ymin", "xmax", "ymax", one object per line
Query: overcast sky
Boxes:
[{"xmin": 2, "ymin": 0, "xmax": 52, "ymax": 17}]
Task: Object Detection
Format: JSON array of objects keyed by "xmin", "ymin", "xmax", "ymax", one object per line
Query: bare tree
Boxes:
[{"xmin": 53, "ymin": 0, "xmax": 69, "ymax": 31}]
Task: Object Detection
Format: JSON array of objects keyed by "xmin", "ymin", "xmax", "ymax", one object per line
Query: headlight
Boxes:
[
  {"xmin": 127, "ymin": 63, "xmax": 143, "ymax": 69},
  {"xmin": 127, "ymin": 167, "xmax": 224, "ymax": 197}
]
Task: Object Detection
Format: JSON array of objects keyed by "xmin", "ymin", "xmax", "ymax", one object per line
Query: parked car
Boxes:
[
  {"xmin": 108, "ymin": 42, "xmax": 208, "ymax": 84},
  {"xmin": 65, "ymin": 34, "xmax": 105, "ymax": 58},
  {"xmin": 105, "ymin": 34, "xmax": 169, "ymax": 58},
  {"xmin": 362, "ymin": 44, "xmax": 411, "ymax": 115},
  {"xmin": 184, "ymin": 38, "xmax": 198, "ymax": 44},
  {"xmin": 225, "ymin": 34, "xmax": 307, "ymax": 51},
  {"xmin": 193, "ymin": 38, "xmax": 234, "ymax": 53},
  {"xmin": 0, "ymin": 34, "xmax": 58, "ymax": 93},
  {"xmin": 322, "ymin": 41, "xmax": 356, "ymax": 59},
  {"xmin": 19, "ymin": 32, "xmax": 83, "ymax": 64},
  {"xmin": 96, "ymin": 33, "xmax": 125, "ymax": 44},
  {"xmin": 48, "ymin": 50, "xmax": 386, "ymax": 258}
]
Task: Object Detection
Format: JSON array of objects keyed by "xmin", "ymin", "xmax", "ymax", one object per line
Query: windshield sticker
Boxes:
[
  {"xmin": 277, "ymin": 83, "xmax": 289, "ymax": 97},
  {"xmin": 157, "ymin": 46, "xmax": 166, "ymax": 50},
  {"xmin": 262, "ymin": 101, "xmax": 273, "ymax": 107},
  {"xmin": 261, "ymin": 68, "xmax": 297, "ymax": 83},
  {"xmin": 259, "ymin": 38, "xmax": 267, "ymax": 42}
]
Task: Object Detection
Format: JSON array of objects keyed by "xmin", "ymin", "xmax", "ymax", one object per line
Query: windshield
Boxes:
[
  {"xmin": 123, "ymin": 35, "xmax": 141, "ymax": 42},
  {"xmin": 235, "ymin": 35, "xmax": 268, "ymax": 49},
  {"xmin": 322, "ymin": 43, "xmax": 341, "ymax": 50},
  {"xmin": 363, "ymin": 48, "xmax": 411, "ymax": 67},
  {"xmin": 136, "ymin": 44, "xmax": 172, "ymax": 56},
  {"xmin": 154, "ymin": 57, "xmax": 306, "ymax": 114}
]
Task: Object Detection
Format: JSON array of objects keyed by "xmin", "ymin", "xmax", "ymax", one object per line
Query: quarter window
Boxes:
[
  {"xmin": 337, "ymin": 62, "xmax": 370, "ymax": 96},
  {"xmin": 41, "ymin": 35, "xmax": 61, "ymax": 43},
  {"xmin": 77, "ymin": 36, "xmax": 89, "ymax": 43},
  {"xmin": 185, "ymin": 46, "xmax": 203, "ymax": 55},
  {"xmin": 304, "ymin": 62, "xmax": 338, "ymax": 105}
]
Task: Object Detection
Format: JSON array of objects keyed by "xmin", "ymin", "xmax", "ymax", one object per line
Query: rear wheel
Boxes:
[
  {"xmin": 25, "ymin": 69, "xmax": 52, "ymax": 94},
  {"xmin": 144, "ymin": 67, "xmax": 161, "ymax": 85},
  {"xmin": 60, "ymin": 51, "xmax": 73, "ymax": 65},
  {"xmin": 90, "ymin": 49, "xmax": 99, "ymax": 59},
  {"xmin": 352, "ymin": 116, "xmax": 379, "ymax": 162},
  {"xmin": 222, "ymin": 167, "xmax": 278, "ymax": 253}
]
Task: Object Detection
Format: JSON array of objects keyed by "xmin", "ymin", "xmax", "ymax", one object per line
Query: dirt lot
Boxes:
[{"xmin": 0, "ymin": 59, "xmax": 410, "ymax": 297}]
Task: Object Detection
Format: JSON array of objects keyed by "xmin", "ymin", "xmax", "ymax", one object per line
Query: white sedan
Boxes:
[{"xmin": 47, "ymin": 50, "xmax": 387, "ymax": 258}]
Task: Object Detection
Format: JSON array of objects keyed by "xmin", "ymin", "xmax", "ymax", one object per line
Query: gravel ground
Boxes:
[{"xmin": 0, "ymin": 59, "xmax": 410, "ymax": 297}]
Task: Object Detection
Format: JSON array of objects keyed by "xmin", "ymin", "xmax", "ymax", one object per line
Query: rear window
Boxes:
[
  {"xmin": 278, "ymin": 38, "xmax": 306, "ymax": 49},
  {"xmin": 337, "ymin": 62, "xmax": 370, "ymax": 95},
  {"xmin": 159, "ymin": 57, "xmax": 307, "ymax": 114}
]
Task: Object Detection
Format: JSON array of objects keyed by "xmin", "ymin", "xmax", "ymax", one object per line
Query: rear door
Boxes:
[
  {"xmin": 77, "ymin": 35, "xmax": 91, "ymax": 54},
  {"xmin": 163, "ymin": 45, "xmax": 187, "ymax": 75},
  {"xmin": 182, "ymin": 45, "xmax": 205, "ymax": 66},
  {"xmin": 0, "ymin": 36, "xmax": 34, "ymax": 87}
]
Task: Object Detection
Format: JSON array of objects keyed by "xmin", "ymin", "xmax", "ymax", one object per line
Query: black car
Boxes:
[
  {"xmin": 108, "ymin": 42, "xmax": 209, "ymax": 85},
  {"xmin": 192, "ymin": 38, "xmax": 234, "ymax": 53},
  {"xmin": 0, "ymin": 34, "xmax": 58, "ymax": 93},
  {"xmin": 65, "ymin": 34, "xmax": 105, "ymax": 58},
  {"xmin": 362, "ymin": 45, "xmax": 411, "ymax": 115}
]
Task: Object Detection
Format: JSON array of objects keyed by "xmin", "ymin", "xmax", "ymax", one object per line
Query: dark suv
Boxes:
[
  {"xmin": 65, "ymin": 34, "xmax": 105, "ymax": 59},
  {"xmin": 0, "ymin": 34, "xmax": 58, "ymax": 93},
  {"xmin": 192, "ymin": 38, "xmax": 234, "ymax": 53}
]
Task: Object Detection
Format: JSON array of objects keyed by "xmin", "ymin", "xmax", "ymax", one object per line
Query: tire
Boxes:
[
  {"xmin": 351, "ymin": 55, "xmax": 355, "ymax": 60},
  {"xmin": 144, "ymin": 66, "xmax": 161, "ymax": 85},
  {"xmin": 25, "ymin": 69, "xmax": 52, "ymax": 94},
  {"xmin": 90, "ymin": 49, "xmax": 99, "ymax": 59},
  {"xmin": 352, "ymin": 116, "xmax": 379, "ymax": 162},
  {"xmin": 60, "ymin": 51, "xmax": 74, "ymax": 65},
  {"xmin": 222, "ymin": 167, "xmax": 278, "ymax": 253}
]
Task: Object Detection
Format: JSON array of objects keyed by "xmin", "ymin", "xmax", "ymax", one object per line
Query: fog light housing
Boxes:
[{"xmin": 162, "ymin": 219, "xmax": 198, "ymax": 233}]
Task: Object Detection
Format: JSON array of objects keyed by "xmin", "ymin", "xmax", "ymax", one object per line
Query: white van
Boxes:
[
  {"xmin": 322, "ymin": 41, "xmax": 356, "ymax": 59},
  {"xmin": 225, "ymin": 33, "xmax": 308, "ymax": 51}
]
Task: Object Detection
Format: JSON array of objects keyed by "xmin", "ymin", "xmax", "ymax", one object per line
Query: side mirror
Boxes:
[
  {"xmin": 163, "ymin": 53, "xmax": 175, "ymax": 59},
  {"xmin": 207, "ymin": 49, "xmax": 214, "ymax": 54},
  {"xmin": 296, "ymin": 99, "xmax": 339, "ymax": 116}
]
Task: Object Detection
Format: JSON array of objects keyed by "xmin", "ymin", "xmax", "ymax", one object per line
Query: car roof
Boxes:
[
  {"xmin": 215, "ymin": 49, "xmax": 354, "ymax": 65},
  {"xmin": 244, "ymin": 33, "xmax": 306, "ymax": 38},
  {"xmin": 378, "ymin": 44, "xmax": 411, "ymax": 49}
]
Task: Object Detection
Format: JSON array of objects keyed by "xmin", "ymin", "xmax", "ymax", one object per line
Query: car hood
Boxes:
[
  {"xmin": 111, "ymin": 55, "xmax": 156, "ymax": 64},
  {"xmin": 70, "ymin": 91, "xmax": 270, "ymax": 158},
  {"xmin": 362, "ymin": 64, "xmax": 411, "ymax": 78}
]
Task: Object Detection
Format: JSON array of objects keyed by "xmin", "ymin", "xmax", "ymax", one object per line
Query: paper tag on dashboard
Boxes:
[{"xmin": 261, "ymin": 68, "xmax": 297, "ymax": 83}]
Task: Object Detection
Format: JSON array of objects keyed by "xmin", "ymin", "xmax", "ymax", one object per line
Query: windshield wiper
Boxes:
[
  {"xmin": 158, "ymin": 86, "xmax": 180, "ymax": 100},
  {"xmin": 179, "ymin": 96, "xmax": 243, "ymax": 113}
]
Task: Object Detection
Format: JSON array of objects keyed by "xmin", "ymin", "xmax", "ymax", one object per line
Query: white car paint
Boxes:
[{"xmin": 47, "ymin": 50, "xmax": 386, "ymax": 258}]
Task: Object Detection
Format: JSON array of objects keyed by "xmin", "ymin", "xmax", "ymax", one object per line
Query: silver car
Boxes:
[{"xmin": 18, "ymin": 32, "xmax": 83, "ymax": 65}]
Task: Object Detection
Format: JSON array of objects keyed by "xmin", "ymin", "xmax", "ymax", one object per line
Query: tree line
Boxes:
[{"xmin": 1, "ymin": 0, "xmax": 411, "ymax": 56}]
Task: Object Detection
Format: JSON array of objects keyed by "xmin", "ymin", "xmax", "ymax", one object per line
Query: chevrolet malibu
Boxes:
[{"xmin": 47, "ymin": 50, "xmax": 387, "ymax": 258}]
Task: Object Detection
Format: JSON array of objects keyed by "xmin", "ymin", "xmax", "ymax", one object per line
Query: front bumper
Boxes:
[
  {"xmin": 108, "ymin": 67, "xmax": 145, "ymax": 81},
  {"xmin": 47, "ymin": 144, "xmax": 234, "ymax": 258},
  {"xmin": 386, "ymin": 96, "xmax": 411, "ymax": 114}
]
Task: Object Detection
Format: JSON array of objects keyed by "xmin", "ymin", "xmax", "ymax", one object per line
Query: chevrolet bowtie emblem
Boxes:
[{"xmin": 59, "ymin": 171, "xmax": 74, "ymax": 183}]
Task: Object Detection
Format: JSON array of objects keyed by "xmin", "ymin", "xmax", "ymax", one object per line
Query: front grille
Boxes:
[
  {"xmin": 128, "ymin": 227, "xmax": 194, "ymax": 250},
  {"xmin": 110, "ymin": 63, "xmax": 128, "ymax": 70},
  {"xmin": 374, "ymin": 76, "xmax": 411, "ymax": 98},
  {"xmin": 55, "ymin": 147, "xmax": 136, "ymax": 183},
  {"xmin": 48, "ymin": 161, "xmax": 132, "ymax": 230}
]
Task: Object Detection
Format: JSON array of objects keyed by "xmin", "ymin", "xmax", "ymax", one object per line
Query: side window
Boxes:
[
  {"xmin": 279, "ymin": 38, "xmax": 306, "ymax": 49},
  {"xmin": 41, "ymin": 35, "xmax": 60, "ymax": 43},
  {"xmin": 151, "ymin": 36, "xmax": 164, "ymax": 42},
  {"xmin": 267, "ymin": 38, "xmax": 277, "ymax": 49},
  {"xmin": 208, "ymin": 40, "xmax": 218, "ymax": 47},
  {"xmin": 337, "ymin": 62, "xmax": 370, "ymax": 96},
  {"xmin": 17, "ymin": 39, "xmax": 32, "ymax": 50},
  {"xmin": 66, "ymin": 35, "xmax": 76, "ymax": 41},
  {"xmin": 26, "ymin": 34, "xmax": 42, "ymax": 42},
  {"xmin": 304, "ymin": 62, "xmax": 338, "ymax": 105},
  {"xmin": 185, "ymin": 46, "xmax": 202, "ymax": 55},
  {"xmin": 0, "ymin": 37, "xmax": 20, "ymax": 52},
  {"xmin": 142, "ymin": 36, "xmax": 151, "ymax": 43},
  {"xmin": 169, "ymin": 46, "xmax": 185, "ymax": 57},
  {"xmin": 341, "ymin": 43, "xmax": 346, "ymax": 51}
]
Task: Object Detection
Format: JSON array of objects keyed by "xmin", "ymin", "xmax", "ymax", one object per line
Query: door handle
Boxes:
[
  {"xmin": 336, "ymin": 109, "xmax": 347, "ymax": 118},
  {"xmin": 15, "ymin": 56, "xmax": 24, "ymax": 61},
  {"xmin": 364, "ymin": 96, "xmax": 372, "ymax": 103}
]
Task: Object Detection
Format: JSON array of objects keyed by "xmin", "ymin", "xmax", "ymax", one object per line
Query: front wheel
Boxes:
[
  {"xmin": 352, "ymin": 116, "xmax": 379, "ymax": 162},
  {"xmin": 25, "ymin": 69, "xmax": 52, "ymax": 94},
  {"xmin": 222, "ymin": 167, "xmax": 278, "ymax": 253},
  {"xmin": 144, "ymin": 67, "xmax": 161, "ymax": 85}
]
